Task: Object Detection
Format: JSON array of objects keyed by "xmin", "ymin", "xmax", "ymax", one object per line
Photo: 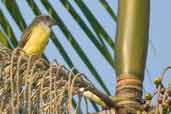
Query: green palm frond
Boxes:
[
  {"xmin": 0, "ymin": 28, "xmax": 10, "ymax": 47},
  {"xmin": 2, "ymin": 0, "xmax": 26, "ymax": 30},
  {"xmin": 0, "ymin": 9, "xmax": 18, "ymax": 47},
  {"xmin": 74, "ymin": 0, "xmax": 114, "ymax": 49},
  {"xmin": 99, "ymin": 0, "xmax": 117, "ymax": 21},
  {"xmin": 61, "ymin": 0, "xmax": 113, "ymax": 67}
]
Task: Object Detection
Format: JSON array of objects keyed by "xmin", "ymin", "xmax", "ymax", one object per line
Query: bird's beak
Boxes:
[
  {"xmin": 48, "ymin": 17, "xmax": 56, "ymax": 28},
  {"xmin": 51, "ymin": 18, "xmax": 56, "ymax": 26}
]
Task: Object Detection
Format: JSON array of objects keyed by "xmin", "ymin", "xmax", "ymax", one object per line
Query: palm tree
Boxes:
[{"xmin": 1, "ymin": 0, "xmax": 169, "ymax": 114}]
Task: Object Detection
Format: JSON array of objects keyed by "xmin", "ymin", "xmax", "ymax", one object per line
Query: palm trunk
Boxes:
[{"xmin": 115, "ymin": 0, "xmax": 150, "ymax": 111}]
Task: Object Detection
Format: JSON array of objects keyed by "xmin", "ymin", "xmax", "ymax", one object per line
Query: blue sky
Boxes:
[
  {"xmin": 145, "ymin": 0, "xmax": 171, "ymax": 92},
  {"xmin": 1, "ymin": 0, "xmax": 171, "ymax": 111}
]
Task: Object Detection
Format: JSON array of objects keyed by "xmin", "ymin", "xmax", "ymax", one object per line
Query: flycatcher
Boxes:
[{"xmin": 18, "ymin": 15, "xmax": 56, "ymax": 55}]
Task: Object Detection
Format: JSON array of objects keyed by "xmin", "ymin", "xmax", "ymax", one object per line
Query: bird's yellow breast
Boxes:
[{"xmin": 23, "ymin": 23, "xmax": 50, "ymax": 55}]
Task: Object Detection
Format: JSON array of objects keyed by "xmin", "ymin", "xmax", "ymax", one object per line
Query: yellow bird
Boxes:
[
  {"xmin": 3, "ymin": 16, "xmax": 55, "ymax": 77},
  {"xmin": 18, "ymin": 15, "xmax": 56, "ymax": 55}
]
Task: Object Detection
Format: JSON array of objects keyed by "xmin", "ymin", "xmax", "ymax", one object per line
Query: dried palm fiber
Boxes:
[{"xmin": 0, "ymin": 46, "xmax": 94, "ymax": 114}]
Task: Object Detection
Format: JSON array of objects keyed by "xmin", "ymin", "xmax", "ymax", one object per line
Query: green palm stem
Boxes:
[{"xmin": 115, "ymin": 0, "xmax": 150, "ymax": 108}]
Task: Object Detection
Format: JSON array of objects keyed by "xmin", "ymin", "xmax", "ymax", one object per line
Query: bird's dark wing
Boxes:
[
  {"xmin": 17, "ymin": 27, "xmax": 33, "ymax": 48},
  {"xmin": 17, "ymin": 21, "xmax": 39, "ymax": 48}
]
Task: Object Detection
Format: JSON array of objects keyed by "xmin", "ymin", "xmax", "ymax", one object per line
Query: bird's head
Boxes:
[{"xmin": 34, "ymin": 15, "xmax": 56, "ymax": 28}]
